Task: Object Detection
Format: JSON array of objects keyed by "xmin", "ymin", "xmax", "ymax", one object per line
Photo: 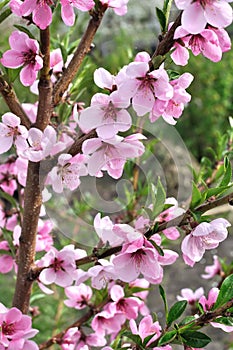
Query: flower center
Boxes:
[
  {"xmin": 37, "ymin": 0, "xmax": 54, "ymax": 6},
  {"xmin": 52, "ymin": 257, "xmax": 64, "ymax": 272},
  {"xmin": 103, "ymin": 101, "xmax": 118, "ymax": 121},
  {"xmin": 2, "ymin": 321, "xmax": 15, "ymax": 336},
  {"xmin": 131, "ymin": 249, "xmax": 146, "ymax": 271},
  {"xmin": 22, "ymin": 50, "xmax": 37, "ymax": 66}
]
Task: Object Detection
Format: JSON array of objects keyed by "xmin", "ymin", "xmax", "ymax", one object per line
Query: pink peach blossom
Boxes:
[
  {"xmin": 175, "ymin": 0, "xmax": 233, "ymax": 34},
  {"xmin": 1, "ymin": 31, "xmax": 43, "ymax": 86},
  {"xmin": 182, "ymin": 218, "xmax": 230, "ymax": 267},
  {"xmin": 94, "ymin": 213, "xmax": 124, "ymax": 247},
  {"xmin": 78, "ymin": 92, "xmax": 131, "ymax": 139},
  {"xmin": 100, "ymin": 0, "xmax": 129, "ymax": 15},
  {"xmin": 201, "ymin": 255, "xmax": 221, "ymax": 279},
  {"xmin": 82, "ymin": 133, "xmax": 145, "ymax": 179},
  {"xmin": 64, "ymin": 283, "xmax": 92, "ymax": 309},
  {"xmin": 0, "ymin": 304, "xmax": 39, "ymax": 349},
  {"xmin": 177, "ymin": 287, "xmax": 204, "ymax": 304},
  {"xmin": 117, "ymin": 61, "xmax": 173, "ymax": 116},
  {"xmin": 37, "ymin": 245, "xmax": 80, "ymax": 287},
  {"xmin": 129, "ymin": 315, "xmax": 161, "ymax": 345},
  {"xmin": 0, "ymin": 113, "xmax": 28, "ymax": 155},
  {"xmin": 48, "ymin": 153, "xmax": 87, "ymax": 193},
  {"xmin": 20, "ymin": 0, "xmax": 53, "ymax": 29},
  {"xmin": 23, "ymin": 125, "xmax": 57, "ymax": 162},
  {"xmin": 112, "ymin": 236, "xmax": 163, "ymax": 283},
  {"xmin": 60, "ymin": 0, "xmax": 95, "ymax": 26},
  {"xmin": 108, "ymin": 284, "xmax": 140, "ymax": 319}
]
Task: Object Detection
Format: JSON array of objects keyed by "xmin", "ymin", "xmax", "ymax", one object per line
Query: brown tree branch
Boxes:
[
  {"xmin": 0, "ymin": 75, "xmax": 31, "ymax": 129},
  {"xmin": 151, "ymin": 11, "xmax": 182, "ymax": 62},
  {"xmin": 12, "ymin": 163, "xmax": 44, "ymax": 312},
  {"xmin": 12, "ymin": 28, "xmax": 52, "ymax": 313},
  {"xmin": 35, "ymin": 27, "xmax": 53, "ymax": 130},
  {"xmin": 39, "ymin": 298, "xmax": 110, "ymax": 349},
  {"xmin": 53, "ymin": 4, "xmax": 107, "ymax": 106}
]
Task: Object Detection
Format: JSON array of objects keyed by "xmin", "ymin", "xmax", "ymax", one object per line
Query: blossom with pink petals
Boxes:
[
  {"xmin": 91, "ymin": 307, "xmax": 125, "ymax": 335},
  {"xmin": 20, "ymin": 0, "xmax": 53, "ymax": 30},
  {"xmin": 174, "ymin": 0, "xmax": 233, "ymax": 34},
  {"xmin": 60, "ymin": 0, "xmax": 95, "ymax": 26},
  {"xmin": 112, "ymin": 236, "xmax": 163, "ymax": 283},
  {"xmin": 79, "ymin": 92, "xmax": 131, "ymax": 139},
  {"xmin": 201, "ymin": 255, "xmax": 222, "ymax": 279},
  {"xmin": 108, "ymin": 284, "xmax": 140, "ymax": 319},
  {"xmin": 94, "ymin": 68, "xmax": 116, "ymax": 90},
  {"xmin": 48, "ymin": 153, "xmax": 87, "ymax": 193},
  {"xmin": 23, "ymin": 125, "xmax": 57, "ymax": 162},
  {"xmin": 155, "ymin": 197, "xmax": 185, "ymax": 240},
  {"xmin": 94, "ymin": 213, "xmax": 124, "ymax": 247},
  {"xmin": 177, "ymin": 287, "xmax": 204, "ymax": 304},
  {"xmin": 199, "ymin": 287, "xmax": 233, "ymax": 332},
  {"xmin": 1, "ymin": 31, "xmax": 43, "ymax": 86},
  {"xmin": 182, "ymin": 218, "xmax": 230, "ymax": 267},
  {"xmin": 88, "ymin": 259, "xmax": 116, "ymax": 290},
  {"xmin": 117, "ymin": 61, "xmax": 173, "ymax": 116},
  {"xmin": 0, "ymin": 113, "xmax": 28, "ymax": 155},
  {"xmin": 129, "ymin": 315, "xmax": 161, "ymax": 345},
  {"xmin": 82, "ymin": 133, "xmax": 145, "ymax": 179},
  {"xmin": 0, "ymin": 241, "xmax": 15, "ymax": 274},
  {"xmin": 0, "ymin": 160, "xmax": 18, "ymax": 195},
  {"xmin": 100, "ymin": 0, "xmax": 129, "ymax": 15},
  {"xmin": 64, "ymin": 283, "xmax": 92, "ymax": 309},
  {"xmin": 150, "ymin": 73, "xmax": 193, "ymax": 125},
  {"xmin": 171, "ymin": 25, "xmax": 231, "ymax": 66},
  {"xmin": 0, "ymin": 303, "xmax": 39, "ymax": 349},
  {"xmin": 37, "ymin": 245, "xmax": 84, "ymax": 287}
]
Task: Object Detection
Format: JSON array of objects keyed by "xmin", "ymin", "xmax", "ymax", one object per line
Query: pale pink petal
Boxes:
[
  {"xmin": 182, "ymin": 2, "xmax": 206, "ymax": 34},
  {"xmin": 205, "ymin": 1, "xmax": 233, "ymax": 29}
]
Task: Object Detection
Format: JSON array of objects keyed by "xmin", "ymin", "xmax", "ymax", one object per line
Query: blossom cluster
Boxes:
[
  {"xmin": 0, "ymin": 303, "xmax": 38, "ymax": 350},
  {"xmin": 0, "ymin": 0, "xmax": 233, "ymax": 349},
  {"xmin": 9, "ymin": 0, "xmax": 129, "ymax": 29},
  {"xmin": 171, "ymin": 0, "xmax": 232, "ymax": 65}
]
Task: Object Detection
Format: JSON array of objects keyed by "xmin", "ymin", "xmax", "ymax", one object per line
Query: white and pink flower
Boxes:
[{"xmin": 1, "ymin": 31, "xmax": 43, "ymax": 86}]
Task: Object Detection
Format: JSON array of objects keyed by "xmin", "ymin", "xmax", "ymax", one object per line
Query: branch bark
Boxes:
[
  {"xmin": 0, "ymin": 75, "xmax": 31, "ymax": 129},
  {"xmin": 53, "ymin": 4, "xmax": 107, "ymax": 106},
  {"xmin": 12, "ymin": 27, "xmax": 52, "ymax": 313}
]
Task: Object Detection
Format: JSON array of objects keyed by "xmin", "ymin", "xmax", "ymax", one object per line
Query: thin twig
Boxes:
[
  {"xmin": 53, "ymin": 4, "xmax": 107, "ymax": 106},
  {"xmin": 0, "ymin": 75, "xmax": 31, "ymax": 129}
]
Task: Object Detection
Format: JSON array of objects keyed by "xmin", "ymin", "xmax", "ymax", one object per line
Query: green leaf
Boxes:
[
  {"xmin": 156, "ymin": 7, "xmax": 166, "ymax": 32},
  {"xmin": 122, "ymin": 331, "xmax": 143, "ymax": 346},
  {"xmin": 149, "ymin": 239, "xmax": 164, "ymax": 256},
  {"xmin": 0, "ymin": 249, "xmax": 12, "ymax": 256},
  {"xmin": 213, "ymin": 316, "xmax": 233, "ymax": 327},
  {"xmin": 190, "ymin": 182, "xmax": 203, "ymax": 208},
  {"xmin": 213, "ymin": 274, "xmax": 233, "ymax": 309},
  {"xmin": 5, "ymin": 67, "xmax": 21, "ymax": 83},
  {"xmin": 157, "ymin": 330, "xmax": 177, "ymax": 346},
  {"xmin": 0, "ymin": 8, "xmax": 11, "ymax": 23},
  {"xmin": 152, "ymin": 178, "xmax": 166, "ymax": 218},
  {"xmin": 205, "ymin": 185, "xmax": 232, "ymax": 199},
  {"xmin": 178, "ymin": 315, "xmax": 196, "ymax": 327},
  {"xmin": 163, "ymin": 0, "xmax": 173, "ymax": 29},
  {"xmin": 1, "ymin": 228, "xmax": 15, "ymax": 257},
  {"xmin": 30, "ymin": 293, "xmax": 46, "ymax": 303},
  {"xmin": 13, "ymin": 25, "xmax": 36, "ymax": 40},
  {"xmin": 0, "ymin": 189, "xmax": 19, "ymax": 208},
  {"xmin": 220, "ymin": 156, "xmax": 232, "ymax": 187},
  {"xmin": 0, "ymin": 0, "xmax": 10, "ymax": 11},
  {"xmin": 159, "ymin": 285, "xmax": 168, "ymax": 320},
  {"xmin": 181, "ymin": 331, "xmax": 211, "ymax": 348},
  {"xmin": 167, "ymin": 300, "xmax": 188, "ymax": 327}
]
